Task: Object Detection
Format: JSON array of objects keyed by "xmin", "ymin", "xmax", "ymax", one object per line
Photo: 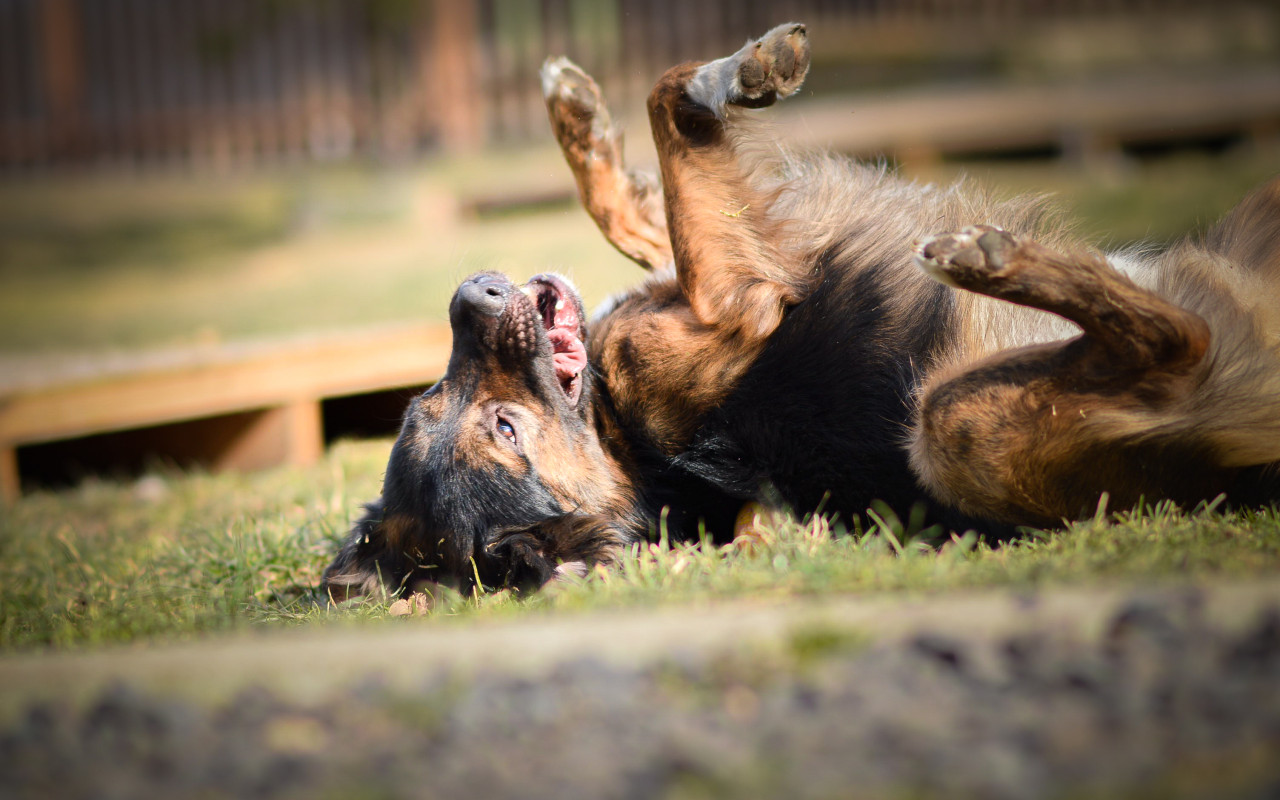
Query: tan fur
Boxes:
[{"xmin": 543, "ymin": 57, "xmax": 671, "ymax": 270}]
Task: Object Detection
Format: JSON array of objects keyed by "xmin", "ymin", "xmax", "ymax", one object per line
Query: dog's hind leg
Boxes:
[
  {"xmin": 646, "ymin": 23, "xmax": 815, "ymax": 341},
  {"xmin": 906, "ymin": 226, "xmax": 1276, "ymax": 525},
  {"xmin": 917, "ymin": 226, "xmax": 1212, "ymax": 372},
  {"xmin": 542, "ymin": 58, "xmax": 672, "ymax": 271}
]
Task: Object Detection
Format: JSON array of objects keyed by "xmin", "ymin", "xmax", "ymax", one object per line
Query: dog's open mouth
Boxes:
[{"xmin": 522, "ymin": 274, "xmax": 587, "ymax": 405}]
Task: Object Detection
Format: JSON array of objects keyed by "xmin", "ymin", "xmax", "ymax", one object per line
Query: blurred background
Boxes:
[{"xmin": 1, "ymin": 0, "xmax": 1279, "ymax": 493}]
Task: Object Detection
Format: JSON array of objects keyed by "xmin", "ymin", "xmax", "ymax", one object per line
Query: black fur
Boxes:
[{"xmin": 671, "ymin": 247, "xmax": 1003, "ymax": 536}]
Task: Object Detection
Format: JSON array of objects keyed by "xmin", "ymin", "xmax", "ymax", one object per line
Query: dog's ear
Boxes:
[
  {"xmin": 489, "ymin": 513, "xmax": 630, "ymax": 590},
  {"xmin": 321, "ymin": 501, "xmax": 421, "ymax": 603},
  {"xmin": 540, "ymin": 513, "xmax": 630, "ymax": 568}
]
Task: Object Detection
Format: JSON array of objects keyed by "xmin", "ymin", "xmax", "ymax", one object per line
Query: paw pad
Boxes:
[
  {"xmin": 688, "ymin": 23, "xmax": 811, "ymax": 113},
  {"xmin": 914, "ymin": 226, "xmax": 1018, "ymax": 287},
  {"xmin": 736, "ymin": 23, "xmax": 809, "ymax": 106},
  {"xmin": 542, "ymin": 56, "xmax": 619, "ymax": 160}
]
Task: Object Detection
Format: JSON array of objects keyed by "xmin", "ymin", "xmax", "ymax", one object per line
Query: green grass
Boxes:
[{"xmin": 3, "ymin": 438, "xmax": 1277, "ymax": 653}]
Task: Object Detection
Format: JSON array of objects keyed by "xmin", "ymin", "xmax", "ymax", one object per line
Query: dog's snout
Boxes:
[{"xmin": 457, "ymin": 274, "xmax": 511, "ymax": 317}]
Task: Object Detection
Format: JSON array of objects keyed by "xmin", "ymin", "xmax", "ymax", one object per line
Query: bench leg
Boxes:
[
  {"xmin": 282, "ymin": 399, "xmax": 325, "ymax": 466},
  {"xmin": 0, "ymin": 445, "xmax": 17, "ymax": 504},
  {"xmin": 214, "ymin": 400, "xmax": 324, "ymax": 472}
]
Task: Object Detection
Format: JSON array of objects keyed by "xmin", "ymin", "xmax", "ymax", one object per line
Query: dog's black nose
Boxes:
[{"xmin": 456, "ymin": 273, "xmax": 511, "ymax": 317}]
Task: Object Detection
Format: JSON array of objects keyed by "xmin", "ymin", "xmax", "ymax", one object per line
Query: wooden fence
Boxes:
[{"xmin": 1, "ymin": 0, "xmax": 1263, "ymax": 172}]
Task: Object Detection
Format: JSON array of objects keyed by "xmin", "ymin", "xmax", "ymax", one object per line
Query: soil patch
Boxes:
[{"xmin": 2, "ymin": 580, "xmax": 1278, "ymax": 799}]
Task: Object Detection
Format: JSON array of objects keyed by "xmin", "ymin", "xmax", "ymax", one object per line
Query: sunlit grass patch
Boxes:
[
  {"xmin": 2, "ymin": 438, "xmax": 1277, "ymax": 652},
  {"xmin": 0, "ymin": 441, "xmax": 384, "ymax": 649},
  {"xmin": 531, "ymin": 496, "xmax": 1280, "ymax": 614}
]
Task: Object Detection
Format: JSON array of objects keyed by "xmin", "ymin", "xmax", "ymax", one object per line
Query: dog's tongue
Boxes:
[{"xmin": 548, "ymin": 328, "xmax": 586, "ymax": 383}]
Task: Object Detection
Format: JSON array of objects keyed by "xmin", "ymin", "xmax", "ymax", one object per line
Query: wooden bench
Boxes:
[{"xmin": 0, "ymin": 323, "xmax": 452, "ymax": 502}]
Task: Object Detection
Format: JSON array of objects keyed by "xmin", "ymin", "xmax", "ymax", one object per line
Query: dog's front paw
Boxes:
[
  {"xmin": 542, "ymin": 56, "xmax": 618, "ymax": 159},
  {"xmin": 734, "ymin": 23, "xmax": 810, "ymax": 107},
  {"xmin": 688, "ymin": 23, "xmax": 810, "ymax": 113},
  {"xmin": 914, "ymin": 226, "xmax": 1019, "ymax": 290}
]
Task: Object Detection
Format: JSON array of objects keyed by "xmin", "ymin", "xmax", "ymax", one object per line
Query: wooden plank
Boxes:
[
  {"xmin": 284, "ymin": 398, "xmax": 325, "ymax": 466},
  {"xmin": 38, "ymin": 0, "xmax": 84, "ymax": 159},
  {"xmin": 0, "ymin": 445, "xmax": 17, "ymax": 505},
  {"xmin": 0, "ymin": 323, "xmax": 452, "ymax": 447},
  {"xmin": 425, "ymin": 0, "xmax": 483, "ymax": 153},
  {"xmin": 214, "ymin": 400, "xmax": 324, "ymax": 472},
  {"xmin": 776, "ymin": 69, "xmax": 1280, "ymax": 159}
]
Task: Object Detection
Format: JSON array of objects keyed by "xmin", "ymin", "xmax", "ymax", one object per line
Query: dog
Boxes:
[{"xmin": 322, "ymin": 23, "xmax": 1280, "ymax": 599}]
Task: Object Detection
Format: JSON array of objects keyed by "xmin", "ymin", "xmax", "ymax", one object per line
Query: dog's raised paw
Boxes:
[
  {"xmin": 542, "ymin": 56, "xmax": 620, "ymax": 162},
  {"xmin": 541, "ymin": 57, "xmax": 598, "ymax": 109},
  {"xmin": 688, "ymin": 23, "xmax": 810, "ymax": 113},
  {"xmin": 735, "ymin": 23, "xmax": 809, "ymax": 106},
  {"xmin": 914, "ymin": 226, "xmax": 1018, "ymax": 289}
]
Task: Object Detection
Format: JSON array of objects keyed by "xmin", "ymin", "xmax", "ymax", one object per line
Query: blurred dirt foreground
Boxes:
[{"xmin": 2, "ymin": 578, "xmax": 1279, "ymax": 799}]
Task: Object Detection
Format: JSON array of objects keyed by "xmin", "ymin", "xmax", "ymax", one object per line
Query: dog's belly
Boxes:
[
  {"xmin": 663, "ymin": 249, "xmax": 1165, "ymax": 533},
  {"xmin": 666, "ymin": 262, "xmax": 1000, "ymax": 533},
  {"xmin": 628, "ymin": 247, "xmax": 1176, "ymax": 535}
]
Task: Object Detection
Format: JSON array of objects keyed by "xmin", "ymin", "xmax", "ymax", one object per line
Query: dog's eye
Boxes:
[{"xmin": 496, "ymin": 416, "xmax": 516, "ymax": 442}]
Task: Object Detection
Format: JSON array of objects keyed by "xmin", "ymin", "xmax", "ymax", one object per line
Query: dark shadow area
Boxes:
[
  {"xmin": 17, "ymin": 410, "xmax": 282, "ymax": 491},
  {"xmin": 938, "ymin": 132, "xmax": 1252, "ymax": 166},
  {"xmin": 1121, "ymin": 132, "xmax": 1246, "ymax": 160},
  {"xmin": 321, "ymin": 384, "xmax": 428, "ymax": 442},
  {"xmin": 16, "ymin": 385, "xmax": 427, "ymax": 492}
]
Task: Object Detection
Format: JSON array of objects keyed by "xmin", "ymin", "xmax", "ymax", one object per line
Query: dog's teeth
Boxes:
[
  {"xmin": 519, "ymin": 286, "xmax": 537, "ymax": 300},
  {"xmin": 555, "ymin": 299, "xmax": 565, "ymax": 311}
]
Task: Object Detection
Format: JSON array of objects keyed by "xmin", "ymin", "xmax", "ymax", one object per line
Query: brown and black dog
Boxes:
[{"xmin": 323, "ymin": 24, "xmax": 1280, "ymax": 598}]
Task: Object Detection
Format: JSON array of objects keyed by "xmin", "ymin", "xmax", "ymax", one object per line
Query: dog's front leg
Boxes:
[
  {"xmin": 647, "ymin": 23, "xmax": 815, "ymax": 342},
  {"xmin": 542, "ymin": 58, "xmax": 672, "ymax": 271}
]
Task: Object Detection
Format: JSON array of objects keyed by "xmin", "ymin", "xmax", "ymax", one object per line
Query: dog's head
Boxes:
[{"xmin": 323, "ymin": 272, "xmax": 636, "ymax": 598}]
